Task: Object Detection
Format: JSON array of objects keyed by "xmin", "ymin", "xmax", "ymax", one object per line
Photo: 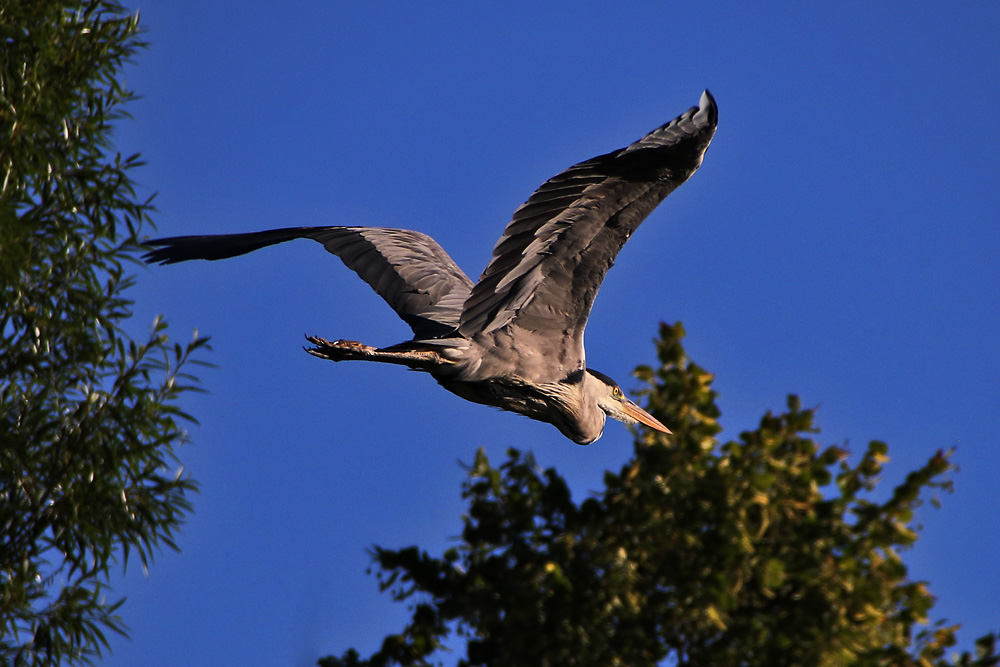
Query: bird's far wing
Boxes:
[
  {"xmin": 458, "ymin": 91, "xmax": 717, "ymax": 380},
  {"xmin": 144, "ymin": 226, "xmax": 474, "ymax": 338}
]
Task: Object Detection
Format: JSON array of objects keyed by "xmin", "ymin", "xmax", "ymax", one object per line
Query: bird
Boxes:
[{"xmin": 144, "ymin": 90, "xmax": 717, "ymax": 444}]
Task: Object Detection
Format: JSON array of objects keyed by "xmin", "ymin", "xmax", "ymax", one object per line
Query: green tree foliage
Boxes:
[
  {"xmin": 1, "ymin": 2, "xmax": 207, "ymax": 664},
  {"xmin": 320, "ymin": 323, "xmax": 997, "ymax": 667}
]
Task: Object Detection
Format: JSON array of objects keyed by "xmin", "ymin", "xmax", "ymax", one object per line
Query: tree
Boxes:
[
  {"xmin": 1, "ymin": 2, "xmax": 206, "ymax": 664},
  {"xmin": 319, "ymin": 322, "xmax": 997, "ymax": 667}
]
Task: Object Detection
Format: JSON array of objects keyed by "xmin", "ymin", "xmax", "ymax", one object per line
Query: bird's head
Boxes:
[{"xmin": 587, "ymin": 369, "xmax": 671, "ymax": 436}]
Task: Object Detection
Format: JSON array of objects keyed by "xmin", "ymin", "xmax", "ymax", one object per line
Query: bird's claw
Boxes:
[{"xmin": 304, "ymin": 336, "xmax": 375, "ymax": 362}]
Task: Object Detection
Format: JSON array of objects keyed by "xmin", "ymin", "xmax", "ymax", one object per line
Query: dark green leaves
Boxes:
[{"xmin": 1, "ymin": 1, "xmax": 207, "ymax": 664}]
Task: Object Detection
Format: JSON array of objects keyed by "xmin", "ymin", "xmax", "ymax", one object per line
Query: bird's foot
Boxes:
[{"xmin": 304, "ymin": 336, "xmax": 376, "ymax": 362}]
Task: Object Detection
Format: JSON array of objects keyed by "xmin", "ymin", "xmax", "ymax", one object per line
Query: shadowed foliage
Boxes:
[
  {"xmin": 320, "ymin": 322, "xmax": 997, "ymax": 667},
  {"xmin": 1, "ymin": 1, "xmax": 207, "ymax": 664}
]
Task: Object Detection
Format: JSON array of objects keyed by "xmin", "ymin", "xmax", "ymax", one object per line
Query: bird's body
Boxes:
[{"xmin": 145, "ymin": 91, "xmax": 717, "ymax": 444}]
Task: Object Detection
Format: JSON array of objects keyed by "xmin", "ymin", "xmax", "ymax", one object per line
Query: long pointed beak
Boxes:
[{"xmin": 622, "ymin": 400, "xmax": 671, "ymax": 435}]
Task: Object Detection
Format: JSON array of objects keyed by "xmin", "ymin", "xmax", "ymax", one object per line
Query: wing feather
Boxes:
[
  {"xmin": 143, "ymin": 226, "xmax": 473, "ymax": 338},
  {"xmin": 458, "ymin": 91, "xmax": 718, "ymax": 381}
]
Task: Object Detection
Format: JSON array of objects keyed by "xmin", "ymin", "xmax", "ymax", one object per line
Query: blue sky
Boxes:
[{"xmin": 110, "ymin": 3, "xmax": 998, "ymax": 664}]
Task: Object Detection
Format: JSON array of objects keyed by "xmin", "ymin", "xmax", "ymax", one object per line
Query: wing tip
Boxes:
[
  {"xmin": 696, "ymin": 89, "xmax": 718, "ymax": 128},
  {"xmin": 141, "ymin": 241, "xmax": 175, "ymax": 265}
]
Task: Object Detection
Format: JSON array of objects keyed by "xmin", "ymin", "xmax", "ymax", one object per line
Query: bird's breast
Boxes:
[{"xmin": 431, "ymin": 374, "xmax": 602, "ymax": 445}]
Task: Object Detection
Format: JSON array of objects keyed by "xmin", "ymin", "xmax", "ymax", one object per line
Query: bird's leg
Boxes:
[{"xmin": 304, "ymin": 335, "xmax": 450, "ymax": 371}]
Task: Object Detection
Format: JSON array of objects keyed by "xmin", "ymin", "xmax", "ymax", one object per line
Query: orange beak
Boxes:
[{"xmin": 622, "ymin": 399, "xmax": 671, "ymax": 435}]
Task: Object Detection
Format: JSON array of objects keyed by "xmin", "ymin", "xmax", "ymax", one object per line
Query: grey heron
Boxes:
[{"xmin": 144, "ymin": 91, "xmax": 717, "ymax": 444}]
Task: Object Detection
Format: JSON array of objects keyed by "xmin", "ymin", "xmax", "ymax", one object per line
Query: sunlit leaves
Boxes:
[{"xmin": 1, "ymin": 1, "xmax": 206, "ymax": 664}]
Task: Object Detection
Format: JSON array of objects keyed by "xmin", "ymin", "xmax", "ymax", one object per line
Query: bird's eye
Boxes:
[{"xmin": 614, "ymin": 387, "xmax": 623, "ymax": 398}]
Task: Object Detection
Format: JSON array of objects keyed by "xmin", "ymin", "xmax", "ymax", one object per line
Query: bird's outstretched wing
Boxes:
[
  {"xmin": 458, "ymin": 91, "xmax": 717, "ymax": 381},
  {"xmin": 144, "ymin": 226, "xmax": 474, "ymax": 338}
]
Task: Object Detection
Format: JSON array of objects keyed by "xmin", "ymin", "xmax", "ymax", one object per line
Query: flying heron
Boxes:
[{"xmin": 145, "ymin": 91, "xmax": 717, "ymax": 444}]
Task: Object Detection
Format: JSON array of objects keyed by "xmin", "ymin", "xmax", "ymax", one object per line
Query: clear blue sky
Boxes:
[{"xmin": 111, "ymin": 2, "xmax": 998, "ymax": 664}]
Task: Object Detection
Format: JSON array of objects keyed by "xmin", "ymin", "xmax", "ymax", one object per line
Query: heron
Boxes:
[{"xmin": 145, "ymin": 90, "xmax": 717, "ymax": 444}]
